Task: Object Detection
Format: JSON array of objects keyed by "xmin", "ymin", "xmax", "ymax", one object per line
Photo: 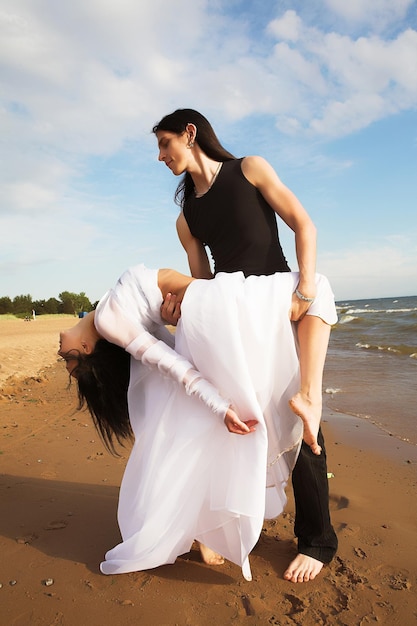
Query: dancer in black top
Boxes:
[
  {"xmin": 153, "ymin": 108, "xmax": 338, "ymax": 583},
  {"xmin": 183, "ymin": 158, "xmax": 290, "ymax": 276}
]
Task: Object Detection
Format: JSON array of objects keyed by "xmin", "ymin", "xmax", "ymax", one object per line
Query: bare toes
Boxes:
[{"xmin": 284, "ymin": 554, "xmax": 324, "ymax": 583}]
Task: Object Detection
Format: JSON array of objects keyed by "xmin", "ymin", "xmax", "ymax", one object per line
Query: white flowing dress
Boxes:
[{"xmin": 95, "ymin": 265, "xmax": 337, "ymax": 580}]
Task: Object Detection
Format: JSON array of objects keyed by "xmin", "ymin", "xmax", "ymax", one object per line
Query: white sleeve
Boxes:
[
  {"xmin": 126, "ymin": 334, "xmax": 230, "ymax": 418},
  {"xmin": 95, "ymin": 288, "xmax": 230, "ymax": 418}
]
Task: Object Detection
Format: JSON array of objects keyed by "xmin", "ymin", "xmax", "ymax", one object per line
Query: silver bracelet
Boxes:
[{"xmin": 295, "ymin": 288, "xmax": 315, "ymax": 303}]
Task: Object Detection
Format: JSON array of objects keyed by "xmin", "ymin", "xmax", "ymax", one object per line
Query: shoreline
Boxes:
[{"xmin": 323, "ymin": 406, "xmax": 417, "ymax": 466}]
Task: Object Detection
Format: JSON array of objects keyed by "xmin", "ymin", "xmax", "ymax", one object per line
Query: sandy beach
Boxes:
[{"xmin": 0, "ymin": 316, "xmax": 416, "ymax": 626}]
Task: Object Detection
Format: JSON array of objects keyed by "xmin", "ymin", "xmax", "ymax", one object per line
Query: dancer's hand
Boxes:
[
  {"xmin": 161, "ymin": 293, "xmax": 181, "ymax": 326},
  {"xmin": 224, "ymin": 407, "xmax": 258, "ymax": 435},
  {"xmin": 289, "ymin": 291, "xmax": 314, "ymax": 321}
]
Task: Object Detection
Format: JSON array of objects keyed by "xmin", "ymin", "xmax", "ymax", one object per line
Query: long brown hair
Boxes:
[
  {"xmin": 64, "ymin": 339, "xmax": 132, "ymax": 454},
  {"xmin": 153, "ymin": 108, "xmax": 236, "ymax": 206}
]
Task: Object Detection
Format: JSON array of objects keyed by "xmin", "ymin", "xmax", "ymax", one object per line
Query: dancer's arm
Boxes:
[
  {"xmin": 242, "ymin": 156, "xmax": 317, "ymax": 321},
  {"xmin": 129, "ymin": 333, "xmax": 230, "ymax": 417},
  {"xmin": 95, "ymin": 289, "xmax": 246, "ymax": 426},
  {"xmin": 176, "ymin": 212, "xmax": 213, "ymax": 279},
  {"xmin": 130, "ymin": 326, "xmax": 256, "ymax": 434},
  {"xmin": 160, "ymin": 214, "xmax": 212, "ymax": 325}
]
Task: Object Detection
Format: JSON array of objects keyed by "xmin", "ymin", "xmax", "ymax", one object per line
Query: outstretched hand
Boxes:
[
  {"xmin": 161, "ymin": 293, "xmax": 182, "ymax": 326},
  {"xmin": 224, "ymin": 407, "xmax": 258, "ymax": 435}
]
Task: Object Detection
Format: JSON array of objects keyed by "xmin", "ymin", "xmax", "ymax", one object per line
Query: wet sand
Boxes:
[{"xmin": 0, "ymin": 316, "xmax": 416, "ymax": 625}]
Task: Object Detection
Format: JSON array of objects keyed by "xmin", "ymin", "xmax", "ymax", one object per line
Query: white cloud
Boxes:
[
  {"xmin": 267, "ymin": 9, "xmax": 303, "ymax": 42},
  {"xmin": 324, "ymin": 0, "xmax": 414, "ymax": 28},
  {"xmin": 0, "ymin": 1, "xmax": 415, "ymax": 301},
  {"xmin": 314, "ymin": 29, "xmax": 417, "ymax": 96},
  {"xmin": 0, "ymin": 211, "xmax": 97, "ymax": 265},
  {"xmin": 0, "ymin": 145, "xmax": 74, "ymax": 215},
  {"xmin": 270, "ymin": 42, "xmax": 327, "ymax": 94},
  {"xmin": 309, "ymin": 93, "xmax": 387, "ymax": 136},
  {"xmin": 265, "ymin": 13, "xmax": 417, "ymax": 137},
  {"xmin": 306, "ymin": 28, "xmax": 417, "ymax": 135},
  {"xmin": 319, "ymin": 238, "xmax": 417, "ymax": 300},
  {"xmin": 2, "ymin": 3, "xmax": 416, "ymax": 154},
  {"xmin": 0, "ymin": 0, "xmax": 213, "ymax": 151}
]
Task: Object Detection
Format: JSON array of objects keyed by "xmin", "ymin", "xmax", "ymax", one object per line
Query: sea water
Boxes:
[{"xmin": 323, "ymin": 295, "xmax": 417, "ymax": 447}]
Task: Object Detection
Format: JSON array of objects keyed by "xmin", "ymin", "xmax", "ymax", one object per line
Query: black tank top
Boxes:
[{"xmin": 183, "ymin": 158, "xmax": 290, "ymax": 276}]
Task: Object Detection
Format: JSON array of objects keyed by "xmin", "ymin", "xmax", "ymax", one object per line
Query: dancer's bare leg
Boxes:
[
  {"xmin": 289, "ymin": 315, "xmax": 331, "ymax": 455},
  {"xmin": 198, "ymin": 542, "xmax": 225, "ymax": 565},
  {"xmin": 284, "ymin": 554, "xmax": 323, "ymax": 582}
]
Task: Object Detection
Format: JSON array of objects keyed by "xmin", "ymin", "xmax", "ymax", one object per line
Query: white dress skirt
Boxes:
[{"xmin": 97, "ymin": 266, "xmax": 337, "ymax": 580}]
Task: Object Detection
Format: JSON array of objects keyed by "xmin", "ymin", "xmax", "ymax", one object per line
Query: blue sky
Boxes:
[{"xmin": 1, "ymin": 0, "xmax": 416, "ymax": 302}]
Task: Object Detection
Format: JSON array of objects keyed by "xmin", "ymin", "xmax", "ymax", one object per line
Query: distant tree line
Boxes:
[{"xmin": 0, "ymin": 291, "xmax": 99, "ymax": 317}]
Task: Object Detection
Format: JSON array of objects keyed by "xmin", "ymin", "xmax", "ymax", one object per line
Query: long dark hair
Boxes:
[
  {"xmin": 152, "ymin": 108, "xmax": 236, "ymax": 207},
  {"xmin": 66, "ymin": 339, "xmax": 132, "ymax": 454}
]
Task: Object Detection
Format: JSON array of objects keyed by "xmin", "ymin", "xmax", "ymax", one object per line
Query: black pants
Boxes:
[{"xmin": 291, "ymin": 429, "xmax": 338, "ymax": 563}]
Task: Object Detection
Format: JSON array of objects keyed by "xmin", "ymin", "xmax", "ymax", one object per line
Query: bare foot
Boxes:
[
  {"xmin": 198, "ymin": 542, "xmax": 225, "ymax": 565},
  {"xmin": 284, "ymin": 553, "xmax": 324, "ymax": 582},
  {"xmin": 289, "ymin": 392, "xmax": 322, "ymax": 455}
]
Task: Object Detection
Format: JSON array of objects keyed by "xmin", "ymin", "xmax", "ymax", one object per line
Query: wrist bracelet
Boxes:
[{"xmin": 295, "ymin": 288, "xmax": 315, "ymax": 303}]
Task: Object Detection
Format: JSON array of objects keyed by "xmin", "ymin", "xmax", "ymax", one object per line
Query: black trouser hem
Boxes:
[{"xmin": 291, "ymin": 430, "xmax": 338, "ymax": 564}]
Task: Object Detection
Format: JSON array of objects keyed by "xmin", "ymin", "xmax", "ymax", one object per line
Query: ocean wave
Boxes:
[
  {"xmin": 338, "ymin": 314, "xmax": 358, "ymax": 324},
  {"xmin": 356, "ymin": 342, "xmax": 417, "ymax": 357},
  {"xmin": 385, "ymin": 308, "xmax": 417, "ymax": 314},
  {"xmin": 345, "ymin": 308, "xmax": 382, "ymax": 314},
  {"xmin": 342, "ymin": 306, "xmax": 417, "ymax": 315}
]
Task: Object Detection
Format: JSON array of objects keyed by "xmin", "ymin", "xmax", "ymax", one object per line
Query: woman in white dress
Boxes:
[{"xmin": 59, "ymin": 264, "xmax": 337, "ymax": 580}]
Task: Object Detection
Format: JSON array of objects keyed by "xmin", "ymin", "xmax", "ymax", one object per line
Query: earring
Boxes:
[{"xmin": 188, "ymin": 140, "xmax": 194, "ymax": 148}]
